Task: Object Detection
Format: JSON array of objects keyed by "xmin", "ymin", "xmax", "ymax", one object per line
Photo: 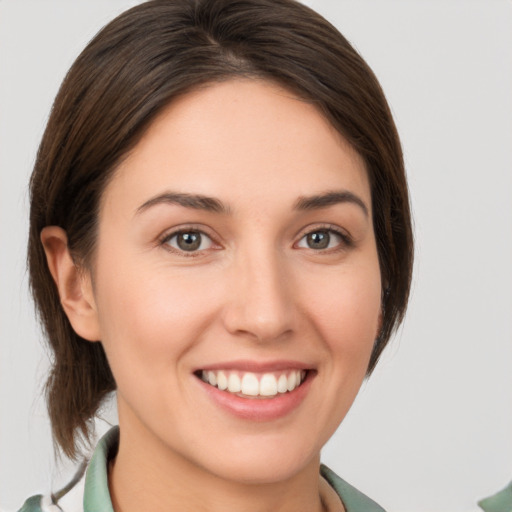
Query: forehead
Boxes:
[{"xmin": 101, "ymin": 79, "xmax": 370, "ymax": 216}]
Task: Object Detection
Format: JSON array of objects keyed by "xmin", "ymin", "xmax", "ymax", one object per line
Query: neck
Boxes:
[{"xmin": 108, "ymin": 416, "xmax": 328, "ymax": 512}]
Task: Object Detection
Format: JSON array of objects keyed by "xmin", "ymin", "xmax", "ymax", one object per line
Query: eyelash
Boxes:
[
  {"xmin": 158, "ymin": 224, "xmax": 353, "ymax": 256},
  {"xmin": 159, "ymin": 226, "xmax": 218, "ymax": 257},
  {"xmin": 295, "ymin": 224, "xmax": 353, "ymax": 253}
]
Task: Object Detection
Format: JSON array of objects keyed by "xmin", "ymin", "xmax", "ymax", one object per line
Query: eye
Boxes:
[
  {"xmin": 164, "ymin": 230, "xmax": 214, "ymax": 253},
  {"xmin": 296, "ymin": 229, "xmax": 346, "ymax": 250}
]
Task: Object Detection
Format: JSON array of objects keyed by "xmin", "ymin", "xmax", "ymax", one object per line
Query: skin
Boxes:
[{"xmin": 42, "ymin": 79, "xmax": 382, "ymax": 512}]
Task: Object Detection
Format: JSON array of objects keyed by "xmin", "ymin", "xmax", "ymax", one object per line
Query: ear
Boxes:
[{"xmin": 41, "ymin": 226, "xmax": 101, "ymax": 342}]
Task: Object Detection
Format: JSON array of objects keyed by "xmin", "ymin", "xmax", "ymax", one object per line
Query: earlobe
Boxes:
[{"xmin": 41, "ymin": 226, "xmax": 101, "ymax": 342}]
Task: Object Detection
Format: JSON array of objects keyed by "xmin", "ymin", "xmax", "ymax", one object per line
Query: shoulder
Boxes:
[
  {"xmin": 320, "ymin": 464, "xmax": 387, "ymax": 512},
  {"xmin": 16, "ymin": 495, "xmax": 45, "ymax": 512},
  {"xmin": 478, "ymin": 481, "xmax": 512, "ymax": 512},
  {"xmin": 16, "ymin": 427, "xmax": 118, "ymax": 512},
  {"xmin": 16, "ymin": 464, "xmax": 87, "ymax": 512},
  {"xmin": 16, "ymin": 494, "xmax": 65, "ymax": 512}
]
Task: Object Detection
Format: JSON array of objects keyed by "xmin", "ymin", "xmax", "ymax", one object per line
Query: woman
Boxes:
[{"xmin": 20, "ymin": 0, "xmax": 413, "ymax": 511}]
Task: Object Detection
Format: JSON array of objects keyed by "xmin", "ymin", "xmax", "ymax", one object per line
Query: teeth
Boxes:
[
  {"xmin": 287, "ymin": 371, "xmax": 297, "ymax": 391},
  {"xmin": 200, "ymin": 370, "xmax": 306, "ymax": 397},
  {"xmin": 260, "ymin": 373, "xmax": 278, "ymax": 396},
  {"xmin": 217, "ymin": 371, "xmax": 228, "ymax": 390},
  {"xmin": 207, "ymin": 371, "xmax": 217, "ymax": 386},
  {"xmin": 241, "ymin": 373, "xmax": 259, "ymax": 396},
  {"xmin": 228, "ymin": 373, "xmax": 241, "ymax": 393},
  {"xmin": 277, "ymin": 374, "xmax": 288, "ymax": 393}
]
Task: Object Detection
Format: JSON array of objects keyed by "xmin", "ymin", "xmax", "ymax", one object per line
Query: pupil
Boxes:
[
  {"xmin": 307, "ymin": 231, "xmax": 329, "ymax": 249},
  {"xmin": 178, "ymin": 232, "xmax": 201, "ymax": 251}
]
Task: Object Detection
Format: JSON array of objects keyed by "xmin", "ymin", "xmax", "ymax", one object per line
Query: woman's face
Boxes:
[{"xmin": 87, "ymin": 79, "xmax": 381, "ymax": 483}]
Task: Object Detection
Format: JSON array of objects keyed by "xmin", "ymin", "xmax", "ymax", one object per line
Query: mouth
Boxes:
[
  {"xmin": 194, "ymin": 363, "xmax": 315, "ymax": 420},
  {"xmin": 195, "ymin": 369, "xmax": 308, "ymax": 399}
]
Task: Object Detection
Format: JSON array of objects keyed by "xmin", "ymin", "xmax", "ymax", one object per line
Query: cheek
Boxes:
[
  {"xmin": 91, "ymin": 253, "xmax": 216, "ymax": 384},
  {"xmin": 304, "ymin": 260, "xmax": 381, "ymax": 363}
]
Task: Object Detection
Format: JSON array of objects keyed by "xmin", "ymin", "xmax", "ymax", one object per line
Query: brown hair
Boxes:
[{"xmin": 28, "ymin": 0, "xmax": 413, "ymax": 459}]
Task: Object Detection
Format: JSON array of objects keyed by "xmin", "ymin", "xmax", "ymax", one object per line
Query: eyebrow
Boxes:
[
  {"xmin": 294, "ymin": 190, "xmax": 369, "ymax": 217},
  {"xmin": 136, "ymin": 189, "xmax": 368, "ymax": 217},
  {"xmin": 136, "ymin": 192, "xmax": 230, "ymax": 215}
]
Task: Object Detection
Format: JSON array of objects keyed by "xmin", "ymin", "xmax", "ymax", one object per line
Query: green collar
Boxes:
[
  {"xmin": 320, "ymin": 464, "xmax": 385, "ymax": 512},
  {"xmin": 83, "ymin": 426, "xmax": 118, "ymax": 512},
  {"xmin": 478, "ymin": 481, "xmax": 512, "ymax": 512}
]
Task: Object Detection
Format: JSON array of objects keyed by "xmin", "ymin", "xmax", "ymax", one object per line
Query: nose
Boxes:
[{"xmin": 222, "ymin": 246, "xmax": 296, "ymax": 343}]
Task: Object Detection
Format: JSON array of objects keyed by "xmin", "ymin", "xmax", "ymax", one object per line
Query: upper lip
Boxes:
[{"xmin": 196, "ymin": 360, "xmax": 314, "ymax": 373}]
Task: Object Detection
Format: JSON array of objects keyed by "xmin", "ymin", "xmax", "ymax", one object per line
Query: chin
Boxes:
[{"xmin": 191, "ymin": 432, "xmax": 323, "ymax": 486}]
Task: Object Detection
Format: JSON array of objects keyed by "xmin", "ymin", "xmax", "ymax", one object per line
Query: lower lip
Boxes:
[{"xmin": 197, "ymin": 372, "xmax": 314, "ymax": 421}]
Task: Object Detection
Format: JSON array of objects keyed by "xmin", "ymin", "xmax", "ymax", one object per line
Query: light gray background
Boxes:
[{"xmin": 1, "ymin": 1, "xmax": 511, "ymax": 511}]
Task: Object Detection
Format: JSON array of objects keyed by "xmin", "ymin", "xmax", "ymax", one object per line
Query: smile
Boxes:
[{"xmin": 198, "ymin": 370, "xmax": 307, "ymax": 398}]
